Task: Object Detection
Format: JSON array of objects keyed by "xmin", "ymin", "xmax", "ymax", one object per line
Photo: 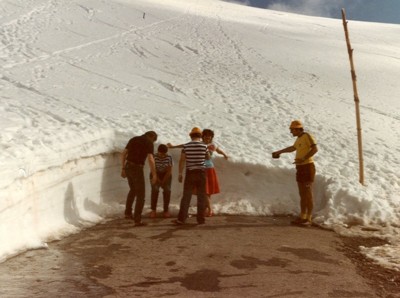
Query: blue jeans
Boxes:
[
  {"xmin": 125, "ymin": 164, "xmax": 145, "ymax": 223},
  {"xmin": 150, "ymin": 172, "xmax": 172, "ymax": 193},
  {"xmin": 178, "ymin": 169, "xmax": 206, "ymax": 224}
]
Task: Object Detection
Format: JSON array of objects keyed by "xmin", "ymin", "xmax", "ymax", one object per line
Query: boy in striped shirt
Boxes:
[
  {"xmin": 173, "ymin": 127, "xmax": 209, "ymax": 225},
  {"xmin": 150, "ymin": 144, "xmax": 173, "ymax": 218}
]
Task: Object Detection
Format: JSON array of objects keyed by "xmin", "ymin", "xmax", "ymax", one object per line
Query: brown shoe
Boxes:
[
  {"xmin": 149, "ymin": 211, "xmax": 157, "ymax": 218},
  {"xmin": 300, "ymin": 219, "xmax": 312, "ymax": 227}
]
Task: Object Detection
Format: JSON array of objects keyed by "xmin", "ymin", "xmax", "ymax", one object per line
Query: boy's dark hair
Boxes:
[
  {"xmin": 202, "ymin": 129, "xmax": 214, "ymax": 138},
  {"xmin": 158, "ymin": 144, "xmax": 168, "ymax": 153}
]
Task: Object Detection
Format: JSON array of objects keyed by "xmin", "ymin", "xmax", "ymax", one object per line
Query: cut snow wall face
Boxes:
[{"xmin": 0, "ymin": 152, "xmax": 127, "ymax": 263}]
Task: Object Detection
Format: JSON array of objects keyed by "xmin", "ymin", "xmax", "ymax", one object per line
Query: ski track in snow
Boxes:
[{"xmin": 1, "ymin": 0, "xmax": 400, "ymax": 269}]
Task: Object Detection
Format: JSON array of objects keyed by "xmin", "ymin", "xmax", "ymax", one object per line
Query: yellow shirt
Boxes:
[{"xmin": 293, "ymin": 132, "xmax": 317, "ymax": 165}]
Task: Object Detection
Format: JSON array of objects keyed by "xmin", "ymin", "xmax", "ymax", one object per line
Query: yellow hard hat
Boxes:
[
  {"xmin": 189, "ymin": 127, "xmax": 202, "ymax": 135},
  {"xmin": 289, "ymin": 120, "xmax": 303, "ymax": 129}
]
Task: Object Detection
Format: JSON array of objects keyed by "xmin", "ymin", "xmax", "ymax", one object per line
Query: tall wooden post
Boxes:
[{"xmin": 341, "ymin": 8, "xmax": 365, "ymax": 185}]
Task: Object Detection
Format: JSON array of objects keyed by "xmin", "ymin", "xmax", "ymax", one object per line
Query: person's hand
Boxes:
[
  {"xmin": 121, "ymin": 168, "xmax": 126, "ymax": 178},
  {"xmin": 178, "ymin": 174, "xmax": 183, "ymax": 183},
  {"xmin": 293, "ymin": 158, "xmax": 305, "ymax": 164},
  {"xmin": 167, "ymin": 143, "xmax": 173, "ymax": 148},
  {"xmin": 272, "ymin": 152, "xmax": 280, "ymax": 159},
  {"xmin": 151, "ymin": 175, "xmax": 157, "ymax": 185}
]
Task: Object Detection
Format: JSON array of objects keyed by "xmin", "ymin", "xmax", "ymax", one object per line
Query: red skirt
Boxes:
[{"xmin": 205, "ymin": 167, "xmax": 220, "ymax": 195}]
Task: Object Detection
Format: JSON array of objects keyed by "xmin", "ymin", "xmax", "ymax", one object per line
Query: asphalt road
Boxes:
[{"xmin": 0, "ymin": 215, "xmax": 388, "ymax": 297}]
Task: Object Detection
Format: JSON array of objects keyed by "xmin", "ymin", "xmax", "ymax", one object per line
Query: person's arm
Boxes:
[
  {"xmin": 216, "ymin": 147, "xmax": 228, "ymax": 160},
  {"xmin": 167, "ymin": 143, "xmax": 184, "ymax": 149},
  {"xmin": 161, "ymin": 165, "xmax": 172, "ymax": 185},
  {"xmin": 178, "ymin": 152, "xmax": 186, "ymax": 183},
  {"xmin": 309, "ymin": 144, "xmax": 318, "ymax": 157},
  {"xmin": 121, "ymin": 149, "xmax": 128, "ymax": 178},
  {"xmin": 147, "ymin": 154, "xmax": 157, "ymax": 184},
  {"xmin": 303, "ymin": 144, "xmax": 318, "ymax": 160},
  {"xmin": 272, "ymin": 146, "xmax": 296, "ymax": 158}
]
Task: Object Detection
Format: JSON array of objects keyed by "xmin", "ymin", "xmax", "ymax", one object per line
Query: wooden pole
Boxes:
[{"xmin": 341, "ymin": 8, "xmax": 365, "ymax": 185}]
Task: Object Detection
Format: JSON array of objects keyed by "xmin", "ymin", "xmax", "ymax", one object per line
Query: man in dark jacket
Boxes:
[{"xmin": 121, "ymin": 131, "xmax": 157, "ymax": 226}]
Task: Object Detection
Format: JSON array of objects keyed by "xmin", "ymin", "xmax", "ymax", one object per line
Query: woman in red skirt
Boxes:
[{"xmin": 201, "ymin": 129, "xmax": 228, "ymax": 217}]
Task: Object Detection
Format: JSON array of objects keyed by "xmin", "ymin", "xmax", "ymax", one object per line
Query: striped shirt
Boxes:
[
  {"xmin": 183, "ymin": 141, "xmax": 208, "ymax": 170},
  {"xmin": 154, "ymin": 153, "xmax": 173, "ymax": 173}
]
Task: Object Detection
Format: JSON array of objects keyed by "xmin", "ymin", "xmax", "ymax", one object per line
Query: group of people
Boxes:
[
  {"xmin": 121, "ymin": 127, "xmax": 228, "ymax": 226},
  {"xmin": 121, "ymin": 120, "xmax": 318, "ymax": 227}
]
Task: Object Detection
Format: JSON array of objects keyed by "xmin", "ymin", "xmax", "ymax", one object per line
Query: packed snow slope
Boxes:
[{"xmin": 0, "ymin": 0, "xmax": 399, "ymax": 269}]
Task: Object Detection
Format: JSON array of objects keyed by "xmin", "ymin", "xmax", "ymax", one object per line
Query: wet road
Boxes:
[{"xmin": 0, "ymin": 216, "xmax": 379, "ymax": 297}]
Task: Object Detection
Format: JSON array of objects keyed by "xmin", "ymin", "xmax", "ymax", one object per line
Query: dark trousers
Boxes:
[
  {"xmin": 125, "ymin": 164, "xmax": 145, "ymax": 223},
  {"xmin": 150, "ymin": 172, "xmax": 172, "ymax": 212},
  {"xmin": 178, "ymin": 169, "xmax": 206, "ymax": 224}
]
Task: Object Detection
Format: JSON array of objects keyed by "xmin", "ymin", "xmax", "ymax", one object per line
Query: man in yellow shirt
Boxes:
[{"xmin": 272, "ymin": 120, "xmax": 318, "ymax": 226}]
